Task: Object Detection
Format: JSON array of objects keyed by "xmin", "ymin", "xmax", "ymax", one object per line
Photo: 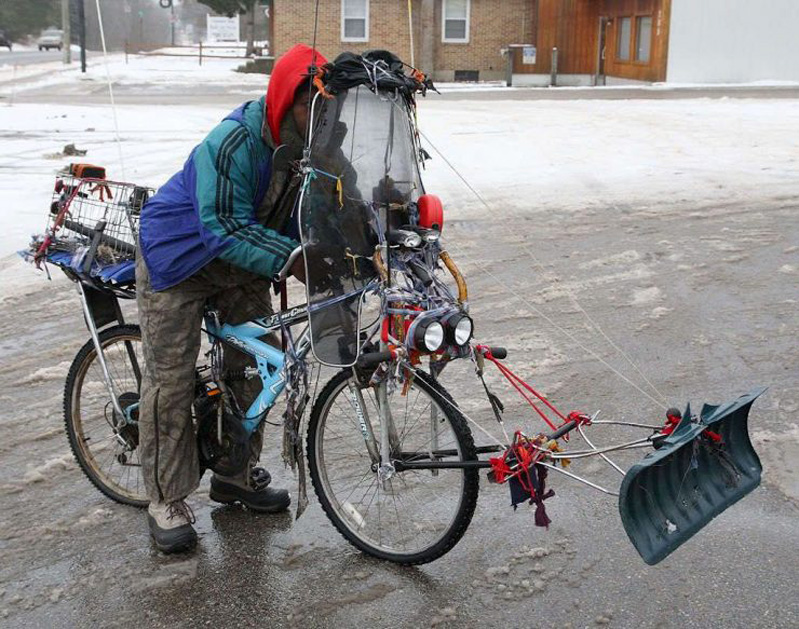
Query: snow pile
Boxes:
[
  {"xmin": 22, "ymin": 452, "xmax": 76, "ymax": 484},
  {"xmin": 15, "ymin": 361, "xmax": 72, "ymax": 386}
]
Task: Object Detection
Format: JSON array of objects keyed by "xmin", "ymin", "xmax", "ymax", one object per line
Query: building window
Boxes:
[
  {"xmin": 442, "ymin": 0, "xmax": 470, "ymax": 43},
  {"xmin": 617, "ymin": 17, "xmax": 631, "ymax": 61},
  {"xmin": 341, "ymin": 0, "xmax": 369, "ymax": 42},
  {"xmin": 635, "ymin": 16, "xmax": 652, "ymax": 62}
]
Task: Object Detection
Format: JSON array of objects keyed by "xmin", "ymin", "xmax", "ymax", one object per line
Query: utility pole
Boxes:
[
  {"xmin": 266, "ymin": 0, "xmax": 274, "ymax": 56},
  {"xmin": 171, "ymin": 2, "xmax": 176, "ymax": 46},
  {"xmin": 78, "ymin": 0, "xmax": 86, "ymax": 73},
  {"xmin": 61, "ymin": 0, "xmax": 72, "ymax": 64},
  {"xmin": 246, "ymin": 1, "xmax": 256, "ymax": 56},
  {"xmin": 420, "ymin": 0, "xmax": 434, "ymax": 74}
]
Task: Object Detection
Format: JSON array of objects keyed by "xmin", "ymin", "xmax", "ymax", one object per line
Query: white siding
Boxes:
[{"xmin": 667, "ymin": 0, "xmax": 799, "ymax": 83}]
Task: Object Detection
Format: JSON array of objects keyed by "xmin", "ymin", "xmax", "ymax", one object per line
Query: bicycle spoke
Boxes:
[{"xmin": 314, "ymin": 373, "xmax": 471, "ymax": 558}]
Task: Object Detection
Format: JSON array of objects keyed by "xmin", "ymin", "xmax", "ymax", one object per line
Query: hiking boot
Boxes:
[
  {"xmin": 210, "ymin": 467, "xmax": 291, "ymax": 513},
  {"xmin": 147, "ymin": 499, "xmax": 197, "ymax": 554}
]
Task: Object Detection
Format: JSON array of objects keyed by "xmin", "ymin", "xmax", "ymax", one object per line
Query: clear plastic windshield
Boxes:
[{"xmin": 300, "ymin": 86, "xmax": 422, "ymax": 366}]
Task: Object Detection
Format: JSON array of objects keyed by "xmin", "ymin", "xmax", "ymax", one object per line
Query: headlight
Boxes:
[
  {"xmin": 454, "ymin": 316, "xmax": 473, "ymax": 345},
  {"xmin": 442, "ymin": 312, "xmax": 473, "ymax": 346},
  {"xmin": 414, "ymin": 320, "xmax": 444, "ymax": 352},
  {"xmin": 390, "ymin": 229, "xmax": 422, "ymax": 249}
]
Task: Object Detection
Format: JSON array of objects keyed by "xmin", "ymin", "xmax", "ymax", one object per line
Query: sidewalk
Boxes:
[{"xmin": 436, "ymin": 83, "xmax": 799, "ymax": 101}]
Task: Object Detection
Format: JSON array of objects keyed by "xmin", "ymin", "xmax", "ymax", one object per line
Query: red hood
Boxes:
[{"xmin": 266, "ymin": 44, "xmax": 327, "ymax": 145}]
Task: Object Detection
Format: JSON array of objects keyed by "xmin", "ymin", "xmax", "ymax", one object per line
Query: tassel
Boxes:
[{"xmin": 534, "ymin": 502, "xmax": 551, "ymax": 528}]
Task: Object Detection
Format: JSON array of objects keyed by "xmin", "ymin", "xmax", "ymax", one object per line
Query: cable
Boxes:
[
  {"xmin": 303, "ymin": 0, "xmax": 322, "ymax": 152},
  {"xmin": 448, "ymin": 241, "xmax": 668, "ymax": 409},
  {"xmin": 94, "ymin": 0, "xmax": 126, "ymax": 179}
]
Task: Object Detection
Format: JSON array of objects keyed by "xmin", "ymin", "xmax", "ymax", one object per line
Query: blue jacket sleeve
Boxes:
[{"xmin": 192, "ymin": 121, "xmax": 298, "ymax": 278}]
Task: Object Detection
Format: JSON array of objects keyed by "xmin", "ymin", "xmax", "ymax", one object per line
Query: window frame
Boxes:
[
  {"xmin": 634, "ymin": 15, "xmax": 653, "ymax": 63},
  {"xmin": 615, "ymin": 13, "xmax": 655, "ymax": 66},
  {"xmin": 441, "ymin": 0, "xmax": 471, "ymax": 44},
  {"xmin": 341, "ymin": 0, "xmax": 369, "ymax": 43},
  {"xmin": 616, "ymin": 16, "xmax": 632, "ymax": 62}
]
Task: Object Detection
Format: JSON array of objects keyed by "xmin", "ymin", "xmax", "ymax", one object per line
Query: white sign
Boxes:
[
  {"xmin": 207, "ymin": 15, "xmax": 240, "ymax": 42},
  {"xmin": 523, "ymin": 46, "xmax": 537, "ymax": 65}
]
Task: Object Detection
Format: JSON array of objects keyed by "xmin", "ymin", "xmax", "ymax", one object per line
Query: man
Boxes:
[{"xmin": 136, "ymin": 44, "xmax": 326, "ymax": 554}]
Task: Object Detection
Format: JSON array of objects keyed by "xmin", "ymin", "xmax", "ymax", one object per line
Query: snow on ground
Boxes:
[
  {"xmin": 0, "ymin": 44, "xmax": 39, "ymax": 54},
  {"xmin": 0, "ymin": 103, "xmax": 226, "ymax": 264},
  {"xmin": 2, "ymin": 95, "xmax": 799, "ymax": 262},
  {"xmin": 0, "ymin": 52, "xmax": 264, "ymax": 94}
]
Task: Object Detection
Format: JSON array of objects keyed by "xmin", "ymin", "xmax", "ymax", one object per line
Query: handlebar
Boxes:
[
  {"xmin": 356, "ymin": 350, "xmax": 395, "ymax": 368},
  {"xmin": 273, "ymin": 245, "xmax": 304, "ymax": 282},
  {"xmin": 476, "ymin": 345, "xmax": 508, "ymax": 360}
]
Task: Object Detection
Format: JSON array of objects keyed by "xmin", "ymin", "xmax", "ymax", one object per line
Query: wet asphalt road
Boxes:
[
  {"xmin": 1, "ymin": 83, "xmax": 798, "ymax": 628},
  {"xmin": 0, "ymin": 49, "xmax": 65, "ymax": 67},
  {"xmin": 2, "ymin": 193, "xmax": 799, "ymax": 628}
]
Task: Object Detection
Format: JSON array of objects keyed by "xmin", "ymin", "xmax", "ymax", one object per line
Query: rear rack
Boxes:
[{"xmin": 31, "ymin": 174, "xmax": 152, "ymax": 298}]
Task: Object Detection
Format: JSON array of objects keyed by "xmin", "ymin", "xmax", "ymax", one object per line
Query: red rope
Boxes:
[{"xmin": 480, "ymin": 348, "xmax": 566, "ymax": 431}]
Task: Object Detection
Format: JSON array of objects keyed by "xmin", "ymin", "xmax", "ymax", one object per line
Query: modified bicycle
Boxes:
[{"xmin": 25, "ymin": 51, "xmax": 765, "ymax": 566}]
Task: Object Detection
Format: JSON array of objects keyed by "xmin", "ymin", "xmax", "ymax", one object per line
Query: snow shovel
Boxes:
[{"xmin": 619, "ymin": 387, "xmax": 765, "ymax": 565}]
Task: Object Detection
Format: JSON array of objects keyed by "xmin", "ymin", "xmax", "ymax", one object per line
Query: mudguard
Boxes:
[{"xmin": 619, "ymin": 387, "xmax": 766, "ymax": 565}]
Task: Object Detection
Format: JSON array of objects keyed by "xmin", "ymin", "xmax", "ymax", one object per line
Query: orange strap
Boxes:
[{"xmin": 313, "ymin": 67, "xmax": 334, "ymax": 100}]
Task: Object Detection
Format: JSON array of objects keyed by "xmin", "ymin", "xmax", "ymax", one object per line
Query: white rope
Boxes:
[
  {"xmin": 447, "ymin": 241, "xmax": 668, "ymax": 410},
  {"xmin": 403, "ymin": 363, "xmax": 509, "ymax": 447},
  {"xmin": 94, "ymin": 0, "xmax": 126, "ymax": 179},
  {"xmin": 420, "ymin": 130, "xmax": 669, "ymax": 410}
]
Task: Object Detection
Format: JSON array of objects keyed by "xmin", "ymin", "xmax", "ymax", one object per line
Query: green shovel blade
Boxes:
[{"xmin": 619, "ymin": 387, "xmax": 766, "ymax": 565}]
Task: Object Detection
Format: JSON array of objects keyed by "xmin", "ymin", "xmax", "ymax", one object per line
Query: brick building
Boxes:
[
  {"xmin": 273, "ymin": 0, "xmax": 534, "ymax": 81},
  {"xmin": 274, "ymin": 0, "xmax": 799, "ymax": 86}
]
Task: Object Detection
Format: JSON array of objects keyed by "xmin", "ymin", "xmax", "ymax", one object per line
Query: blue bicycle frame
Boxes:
[{"xmin": 203, "ymin": 304, "xmax": 313, "ymax": 436}]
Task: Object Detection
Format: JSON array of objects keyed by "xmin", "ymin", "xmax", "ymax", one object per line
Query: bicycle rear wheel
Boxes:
[
  {"xmin": 64, "ymin": 324, "xmax": 148, "ymax": 507},
  {"xmin": 307, "ymin": 369, "xmax": 479, "ymax": 564}
]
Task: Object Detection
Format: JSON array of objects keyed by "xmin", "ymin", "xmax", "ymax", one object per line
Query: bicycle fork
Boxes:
[{"xmin": 347, "ymin": 376, "xmax": 399, "ymax": 486}]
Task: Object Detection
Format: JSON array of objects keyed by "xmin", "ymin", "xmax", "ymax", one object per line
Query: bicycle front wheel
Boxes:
[
  {"xmin": 64, "ymin": 324, "xmax": 148, "ymax": 507},
  {"xmin": 307, "ymin": 369, "xmax": 479, "ymax": 564}
]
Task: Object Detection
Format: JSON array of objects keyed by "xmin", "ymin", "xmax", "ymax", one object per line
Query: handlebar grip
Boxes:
[
  {"xmin": 408, "ymin": 260, "xmax": 433, "ymax": 287},
  {"xmin": 357, "ymin": 351, "xmax": 394, "ymax": 368},
  {"xmin": 489, "ymin": 347, "xmax": 507, "ymax": 360},
  {"xmin": 547, "ymin": 420, "xmax": 577, "ymax": 441},
  {"xmin": 273, "ymin": 245, "xmax": 304, "ymax": 282}
]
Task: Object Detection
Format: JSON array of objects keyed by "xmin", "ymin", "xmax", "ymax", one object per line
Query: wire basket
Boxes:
[
  {"xmin": 36, "ymin": 175, "xmax": 152, "ymax": 266},
  {"xmin": 50, "ymin": 176, "xmax": 149, "ymax": 258}
]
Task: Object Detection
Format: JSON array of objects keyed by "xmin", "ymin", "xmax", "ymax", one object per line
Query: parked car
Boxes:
[
  {"xmin": 0, "ymin": 30, "xmax": 12, "ymax": 51},
  {"xmin": 37, "ymin": 29, "xmax": 63, "ymax": 51}
]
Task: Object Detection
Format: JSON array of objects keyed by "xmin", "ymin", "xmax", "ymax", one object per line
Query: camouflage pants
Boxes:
[{"xmin": 136, "ymin": 255, "xmax": 276, "ymax": 504}]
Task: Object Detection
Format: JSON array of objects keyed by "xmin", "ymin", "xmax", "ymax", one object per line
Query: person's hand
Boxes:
[{"xmin": 290, "ymin": 254, "xmax": 306, "ymax": 284}]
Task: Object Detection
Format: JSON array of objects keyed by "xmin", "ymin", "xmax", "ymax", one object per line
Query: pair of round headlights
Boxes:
[{"xmin": 412, "ymin": 313, "xmax": 473, "ymax": 352}]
